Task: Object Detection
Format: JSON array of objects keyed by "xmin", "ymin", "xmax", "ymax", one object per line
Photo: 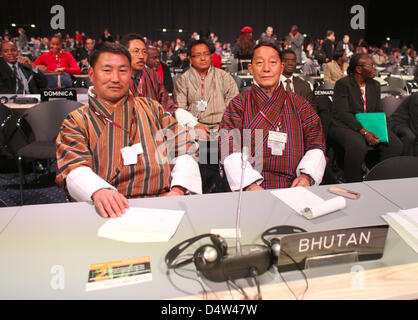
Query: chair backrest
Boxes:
[
  {"xmin": 380, "ymin": 95, "xmax": 404, "ymax": 118},
  {"xmin": 230, "ymin": 74, "xmax": 243, "ymax": 91},
  {"xmin": 0, "ymin": 103, "xmax": 13, "ymax": 123},
  {"xmin": 364, "ymin": 156, "xmax": 418, "ymax": 181},
  {"xmin": 20, "ymin": 100, "xmax": 82, "ymax": 142},
  {"xmin": 385, "ymin": 76, "xmax": 407, "ymax": 91},
  {"xmin": 0, "ymin": 103, "xmax": 14, "ymax": 148}
]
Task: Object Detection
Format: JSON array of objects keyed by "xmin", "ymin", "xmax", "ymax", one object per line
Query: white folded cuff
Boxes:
[
  {"xmin": 66, "ymin": 166, "xmax": 116, "ymax": 202},
  {"xmin": 296, "ymin": 149, "xmax": 326, "ymax": 186},
  {"xmin": 171, "ymin": 154, "xmax": 203, "ymax": 194},
  {"xmin": 223, "ymin": 152, "xmax": 263, "ymax": 191},
  {"xmin": 175, "ymin": 108, "xmax": 198, "ymax": 128}
]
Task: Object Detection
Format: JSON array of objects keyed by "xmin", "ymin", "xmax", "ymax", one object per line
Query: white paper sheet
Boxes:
[
  {"xmin": 382, "ymin": 207, "xmax": 418, "ymax": 253},
  {"xmin": 271, "ymin": 187, "xmax": 325, "ymax": 213},
  {"xmin": 271, "ymin": 187, "xmax": 346, "ymax": 219},
  {"xmin": 97, "ymin": 207, "xmax": 185, "ymax": 243}
]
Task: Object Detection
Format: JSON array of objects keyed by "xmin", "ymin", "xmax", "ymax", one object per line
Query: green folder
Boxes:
[{"xmin": 355, "ymin": 112, "xmax": 389, "ymax": 143}]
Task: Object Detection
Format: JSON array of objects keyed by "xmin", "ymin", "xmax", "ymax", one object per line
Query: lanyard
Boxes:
[
  {"xmin": 201, "ymin": 78, "xmax": 205, "ymax": 100},
  {"xmin": 89, "ymin": 100, "xmax": 138, "ymax": 146},
  {"xmin": 360, "ymin": 86, "xmax": 366, "ymax": 112}
]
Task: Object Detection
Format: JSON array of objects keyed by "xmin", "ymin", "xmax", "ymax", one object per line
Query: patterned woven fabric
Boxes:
[
  {"xmin": 219, "ymin": 83, "xmax": 325, "ymax": 189},
  {"xmin": 56, "ymin": 92, "xmax": 196, "ymax": 197}
]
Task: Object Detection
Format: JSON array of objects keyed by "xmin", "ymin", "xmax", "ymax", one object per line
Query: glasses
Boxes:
[
  {"xmin": 190, "ymin": 52, "xmax": 211, "ymax": 58},
  {"xmin": 129, "ymin": 48, "xmax": 147, "ymax": 56},
  {"xmin": 358, "ymin": 63, "xmax": 376, "ymax": 69}
]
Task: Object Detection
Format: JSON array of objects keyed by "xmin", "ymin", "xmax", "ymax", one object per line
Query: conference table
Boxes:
[{"xmin": 0, "ymin": 178, "xmax": 417, "ymax": 300}]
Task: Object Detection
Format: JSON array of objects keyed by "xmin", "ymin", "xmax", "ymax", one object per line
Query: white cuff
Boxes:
[
  {"xmin": 223, "ymin": 152, "xmax": 263, "ymax": 191},
  {"xmin": 296, "ymin": 149, "xmax": 326, "ymax": 186},
  {"xmin": 66, "ymin": 166, "xmax": 116, "ymax": 202},
  {"xmin": 175, "ymin": 108, "xmax": 198, "ymax": 128},
  {"xmin": 170, "ymin": 154, "xmax": 203, "ymax": 194}
]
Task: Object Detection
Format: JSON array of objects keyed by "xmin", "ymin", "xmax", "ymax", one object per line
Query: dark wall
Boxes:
[{"xmin": 1, "ymin": 0, "xmax": 415, "ymax": 49}]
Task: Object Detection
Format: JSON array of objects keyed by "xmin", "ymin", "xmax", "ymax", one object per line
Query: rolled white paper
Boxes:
[{"xmin": 301, "ymin": 196, "xmax": 346, "ymax": 219}]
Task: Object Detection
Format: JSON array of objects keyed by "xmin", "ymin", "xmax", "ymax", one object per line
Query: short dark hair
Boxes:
[
  {"xmin": 251, "ymin": 41, "xmax": 282, "ymax": 62},
  {"xmin": 281, "ymin": 49, "xmax": 296, "ymax": 58},
  {"xmin": 187, "ymin": 39, "xmax": 210, "ymax": 56},
  {"xmin": 333, "ymin": 49, "xmax": 346, "ymax": 60},
  {"xmin": 120, "ymin": 33, "xmax": 145, "ymax": 49},
  {"xmin": 89, "ymin": 41, "xmax": 132, "ymax": 68},
  {"xmin": 0, "ymin": 40, "xmax": 16, "ymax": 51},
  {"xmin": 347, "ymin": 53, "xmax": 368, "ymax": 75},
  {"xmin": 326, "ymin": 30, "xmax": 335, "ymax": 37}
]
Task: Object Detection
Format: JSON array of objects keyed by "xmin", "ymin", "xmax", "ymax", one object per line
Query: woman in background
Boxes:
[{"xmin": 34, "ymin": 35, "xmax": 81, "ymax": 88}]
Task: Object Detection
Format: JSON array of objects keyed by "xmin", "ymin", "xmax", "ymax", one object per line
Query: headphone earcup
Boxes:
[
  {"xmin": 210, "ymin": 235, "xmax": 228, "ymax": 256},
  {"xmin": 270, "ymin": 238, "xmax": 281, "ymax": 258},
  {"xmin": 194, "ymin": 244, "xmax": 221, "ymax": 270}
]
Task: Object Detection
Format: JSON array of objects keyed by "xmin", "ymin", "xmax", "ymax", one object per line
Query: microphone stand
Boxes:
[{"xmin": 236, "ymin": 146, "xmax": 249, "ymax": 256}]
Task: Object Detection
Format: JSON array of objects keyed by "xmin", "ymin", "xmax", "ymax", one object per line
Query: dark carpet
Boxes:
[{"xmin": 0, "ymin": 158, "xmax": 67, "ymax": 207}]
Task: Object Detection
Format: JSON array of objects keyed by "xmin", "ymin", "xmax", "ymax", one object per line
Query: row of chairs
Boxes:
[
  {"xmin": 0, "ymin": 100, "xmax": 82, "ymax": 205},
  {"xmin": 1, "ymin": 89, "xmax": 417, "ymax": 206}
]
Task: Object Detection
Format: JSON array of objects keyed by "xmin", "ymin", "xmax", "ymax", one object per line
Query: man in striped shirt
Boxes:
[
  {"xmin": 219, "ymin": 42, "xmax": 326, "ymax": 191},
  {"xmin": 120, "ymin": 33, "xmax": 175, "ymax": 114},
  {"xmin": 56, "ymin": 42, "xmax": 201, "ymax": 218},
  {"xmin": 173, "ymin": 39, "xmax": 239, "ymax": 193}
]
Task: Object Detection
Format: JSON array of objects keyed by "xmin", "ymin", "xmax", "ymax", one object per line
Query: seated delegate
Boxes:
[
  {"xmin": 55, "ymin": 42, "xmax": 202, "ymax": 218},
  {"xmin": 34, "ymin": 35, "xmax": 81, "ymax": 88}
]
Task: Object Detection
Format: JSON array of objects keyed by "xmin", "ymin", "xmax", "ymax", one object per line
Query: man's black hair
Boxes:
[
  {"xmin": 333, "ymin": 49, "xmax": 346, "ymax": 61},
  {"xmin": 119, "ymin": 33, "xmax": 146, "ymax": 49},
  {"xmin": 251, "ymin": 41, "xmax": 282, "ymax": 62},
  {"xmin": 187, "ymin": 39, "xmax": 211, "ymax": 57},
  {"xmin": 89, "ymin": 41, "xmax": 132, "ymax": 68},
  {"xmin": 281, "ymin": 49, "xmax": 297, "ymax": 57},
  {"xmin": 347, "ymin": 53, "xmax": 368, "ymax": 75}
]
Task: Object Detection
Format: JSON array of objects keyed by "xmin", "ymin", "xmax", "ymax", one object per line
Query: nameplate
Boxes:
[
  {"xmin": 313, "ymin": 89, "xmax": 334, "ymax": 96},
  {"xmin": 41, "ymin": 89, "xmax": 77, "ymax": 101},
  {"xmin": 172, "ymin": 68, "xmax": 184, "ymax": 73},
  {"xmin": 277, "ymin": 224, "xmax": 388, "ymax": 272}
]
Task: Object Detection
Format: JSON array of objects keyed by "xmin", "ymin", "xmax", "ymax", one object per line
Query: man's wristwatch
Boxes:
[{"xmin": 173, "ymin": 186, "xmax": 191, "ymax": 195}]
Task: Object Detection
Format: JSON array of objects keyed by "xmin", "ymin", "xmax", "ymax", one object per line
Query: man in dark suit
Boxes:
[
  {"xmin": 400, "ymin": 49, "xmax": 416, "ymax": 66},
  {"xmin": 280, "ymin": 49, "xmax": 316, "ymax": 109},
  {"xmin": 322, "ymin": 30, "xmax": 336, "ymax": 64},
  {"xmin": 0, "ymin": 41, "xmax": 47, "ymax": 94},
  {"xmin": 329, "ymin": 53, "xmax": 403, "ymax": 182},
  {"xmin": 71, "ymin": 37, "xmax": 95, "ymax": 74}
]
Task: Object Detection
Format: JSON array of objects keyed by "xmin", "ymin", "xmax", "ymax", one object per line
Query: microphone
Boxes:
[
  {"xmin": 235, "ymin": 146, "xmax": 250, "ymax": 255},
  {"xmin": 196, "ymin": 144, "xmax": 271, "ymax": 282}
]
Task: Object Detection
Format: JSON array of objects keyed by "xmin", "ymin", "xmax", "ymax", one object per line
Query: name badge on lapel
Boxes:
[
  {"xmin": 196, "ymin": 100, "xmax": 208, "ymax": 112},
  {"xmin": 120, "ymin": 143, "xmax": 143, "ymax": 166},
  {"xmin": 268, "ymin": 131, "xmax": 287, "ymax": 156}
]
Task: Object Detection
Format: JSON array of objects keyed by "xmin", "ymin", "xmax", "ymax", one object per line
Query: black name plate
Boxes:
[
  {"xmin": 277, "ymin": 224, "xmax": 388, "ymax": 272},
  {"xmin": 313, "ymin": 89, "xmax": 334, "ymax": 96},
  {"xmin": 41, "ymin": 89, "xmax": 77, "ymax": 101}
]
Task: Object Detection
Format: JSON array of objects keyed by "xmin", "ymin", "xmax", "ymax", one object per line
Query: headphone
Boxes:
[
  {"xmin": 261, "ymin": 225, "xmax": 307, "ymax": 258},
  {"xmin": 0, "ymin": 96, "xmax": 9, "ymax": 104},
  {"xmin": 165, "ymin": 233, "xmax": 228, "ymax": 270}
]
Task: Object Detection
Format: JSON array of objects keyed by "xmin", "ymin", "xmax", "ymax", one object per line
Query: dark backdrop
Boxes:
[{"xmin": 1, "ymin": 0, "xmax": 416, "ymax": 48}]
